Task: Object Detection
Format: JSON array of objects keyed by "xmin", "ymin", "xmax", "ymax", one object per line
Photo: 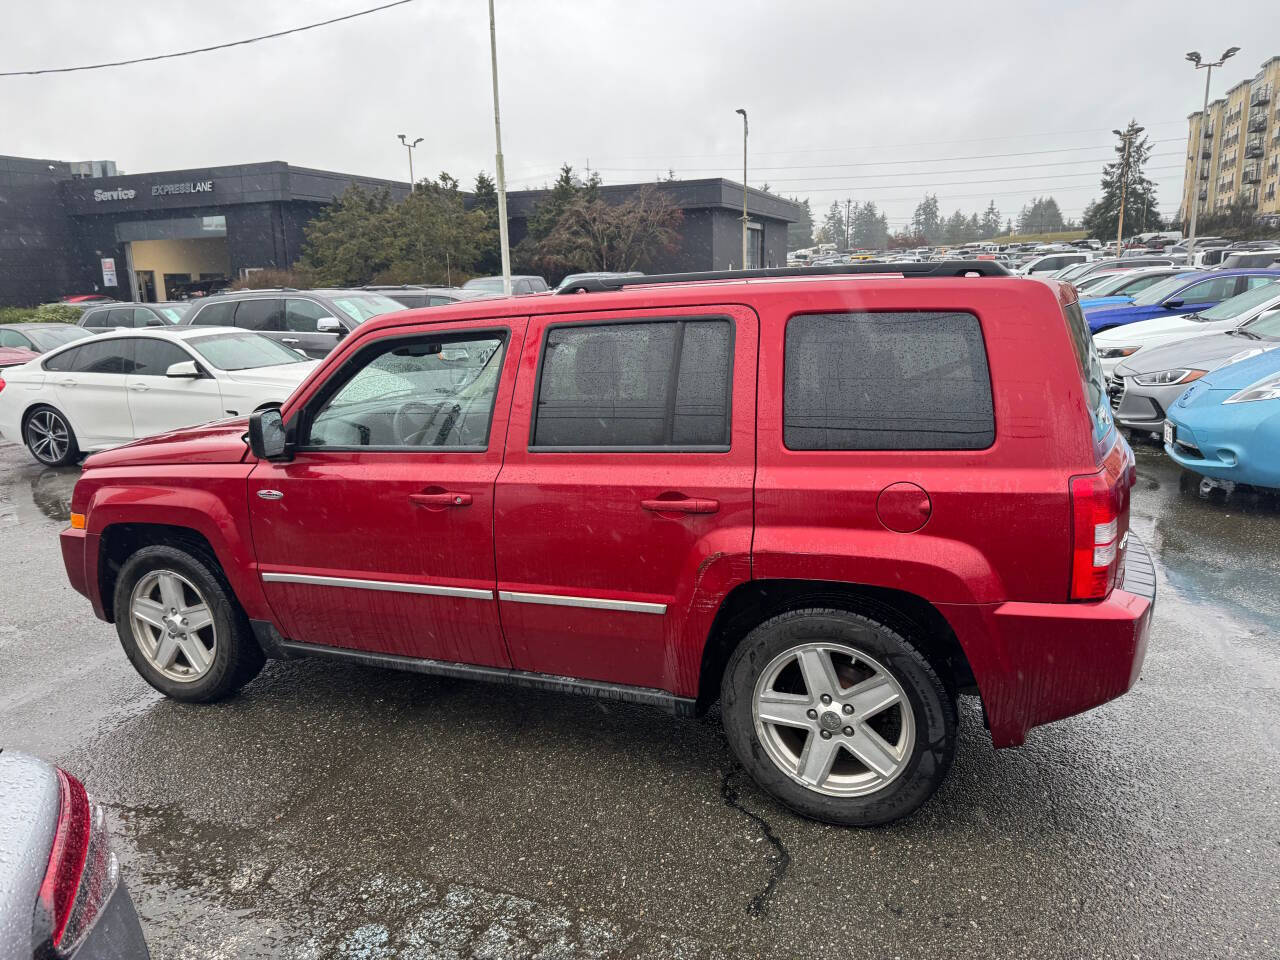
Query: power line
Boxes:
[
  {"xmin": 742, "ymin": 162, "xmax": 1185, "ymax": 189},
  {"xmin": 0, "ymin": 0, "xmax": 418, "ymax": 76},
  {"xmin": 584, "ymin": 139, "xmax": 1184, "ymax": 174}
]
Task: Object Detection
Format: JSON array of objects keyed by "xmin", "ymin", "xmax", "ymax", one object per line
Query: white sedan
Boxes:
[
  {"xmin": 1092, "ymin": 281, "xmax": 1280, "ymax": 378},
  {"xmin": 0, "ymin": 326, "xmax": 318, "ymax": 466}
]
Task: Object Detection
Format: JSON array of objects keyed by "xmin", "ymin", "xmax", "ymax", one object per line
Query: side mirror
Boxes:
[
  {"xmin": 1163, "ymin": 298, "xmax": 1185, "ymax": 309},
  {"xmin": 165, "ymin": 360, "xmax": 201, "ymax": 378},
  {"xmin": 316, "ymin": 316, "xmax": 343, "ymax": 335},
  {"xmin": 248, "ymin": 407, "xmax": 291, "ymax": 461}
]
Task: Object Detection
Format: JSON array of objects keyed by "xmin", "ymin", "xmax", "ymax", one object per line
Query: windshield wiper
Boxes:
[{"xmin": 1230, "ymin": 328, "xmax": 1262, "ymax": 340}]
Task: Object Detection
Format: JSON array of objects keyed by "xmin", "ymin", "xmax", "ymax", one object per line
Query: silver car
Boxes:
[
  {"xmin": 1109, "ymin": 311, "xmax": 1280, "ymax": 434},
  {"xmin": 0, "ymin": 750, "xmax": 149, "ymax": 958}
]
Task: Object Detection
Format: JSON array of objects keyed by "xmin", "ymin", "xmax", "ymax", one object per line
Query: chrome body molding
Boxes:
[
  {"xmin": 497, "ymin": 590, "xmax": 667, "ymax": 615},
  {"xmin": 261, "ymin": 572, "xmax": 493, "ymax": 600}
]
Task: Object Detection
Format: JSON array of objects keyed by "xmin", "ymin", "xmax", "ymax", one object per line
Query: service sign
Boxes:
[
  {"xmin": 101, "ymin": 258, "xmax": 117, "ymax": 286},
  {"xmin": 93, "ymin": 187, "xmax": 136, "ymax": 202}
]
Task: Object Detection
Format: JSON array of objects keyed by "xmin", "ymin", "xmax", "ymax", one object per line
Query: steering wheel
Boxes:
[{"xmin": 392, "ymin": 400, "xmax": 438, "ymax": 446}]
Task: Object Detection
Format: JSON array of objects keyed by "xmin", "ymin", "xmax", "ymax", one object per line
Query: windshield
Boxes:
[
  {"xmin": 1194, "ymin": 282, "xmax": 1280, "ymax": 322},
  {"xmin": 1128, "ymin": 274, "xmax": 1198, "ymax": 306},
  {"xmin": 155, "ymin": 304, "xmax": 191, "ymax": 323},
  {"xmin": 25, "ymin": 325, "xmax": 92, "ymax": 350},
  {"xmin": 1057, "ymin": 262, "xmax": 1094, "ymax": 281},
  {"xmin": 188, "ymin": 332, "xmax": 309, "ymax": 370},
  {"xmin": 328, "ymin": 293, "xmax": 405, "ymax": 323},
  {"xmin": 1084, "ymin": 273, "xmax": 1143, "ymax": 296},
  {"xmin": 1245, "ymin": 310, "xmax": 1280, "ymax": 339}
]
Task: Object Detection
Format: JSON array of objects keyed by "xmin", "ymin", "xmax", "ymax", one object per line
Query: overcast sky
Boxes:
[{"xmin": 3, "ymin": 0, "xmax": 1278, "ymax": 229}]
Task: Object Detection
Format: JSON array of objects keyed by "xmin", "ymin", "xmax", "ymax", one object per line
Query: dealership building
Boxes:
[{"xmin": 1, "ymin": 153, "xmax": 798, "ymax": 307}]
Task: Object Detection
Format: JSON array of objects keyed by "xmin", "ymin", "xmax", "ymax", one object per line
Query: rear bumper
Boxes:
[{"xmin": 943, "ymin": 535, "xmax": 1155, "ymax": 748}]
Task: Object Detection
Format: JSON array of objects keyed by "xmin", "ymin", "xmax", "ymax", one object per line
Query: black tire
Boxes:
[
  {"xmin": 721, "ymin": 607, "xmax": 957, "ymax": 827},
  {"xmin": 113, "ymin": 544, "xmax": 264, "ymax": 702},
  {"xmin": 23, "ymin": 405, "xmax": 80, "ymax": 467}
]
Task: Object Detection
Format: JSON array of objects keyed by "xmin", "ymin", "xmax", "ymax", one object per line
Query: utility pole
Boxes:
[
  {"xmin": 1113, "ymin": 124, "xmax": 1144, "ymax": 257},
  {"xmin": 397, "ymin": 134, "xmax": 423, "ymax": 190},
  {"xmin": 1184, "ymin": 47, "xmax": 1239, "ymax": 260},
  {"xmin": 736, "ymin": 108, "xmax": 748, "ymax": 269},
  {"xmin": 845, "ymin": 197, "xmax": 852, "ymax": 251},
  {"xmin": 488, "ymin": 0, "xmax": 512, "ymax": 295}
]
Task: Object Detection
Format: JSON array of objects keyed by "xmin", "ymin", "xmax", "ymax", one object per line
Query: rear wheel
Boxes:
[
  {"xmin": 721, "ymin": 607, "xmax": 957, "ymax": 826},
  {"xmin": 113, "ymin": 545, "xmax": 264, "ymax": 702},
  {"xmin": 23, "ymin": 405, "xmax": 79, "ymax": 467}
]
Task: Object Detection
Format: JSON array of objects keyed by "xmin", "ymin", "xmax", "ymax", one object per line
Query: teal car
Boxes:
[{"xmin": 1165, "ymin": 348, "xmax": 1280, "ymax": 490}]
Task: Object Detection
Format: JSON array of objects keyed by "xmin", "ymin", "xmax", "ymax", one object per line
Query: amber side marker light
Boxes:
[{"xmin": 69, "ymin": 513, "xmax": 86, "ymax": 529}]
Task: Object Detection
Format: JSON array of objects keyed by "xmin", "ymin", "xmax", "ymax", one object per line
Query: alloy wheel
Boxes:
[
  {"xmin": 129, "ymin": 570, "xmax": 217, "ymax": 683},
  {"xmin": 752, "ymin": 641, "xmax": 915, "ymax": 797},
  {"xmin": 25, "ymin": 410, "xmax": 70, "ymax": 464}
]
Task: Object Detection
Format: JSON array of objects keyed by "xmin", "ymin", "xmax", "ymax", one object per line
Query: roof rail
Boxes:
[
  {"xmin": 553, "ymin": 260, "xmax": 1011, "ymax": 294},
  {"xmin": 210, "ymin": 286, "xmax": 299, "ymax": 295}
]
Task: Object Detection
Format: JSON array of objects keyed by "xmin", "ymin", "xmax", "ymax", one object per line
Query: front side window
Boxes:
[
  {"xmin": 533, "ymin": 319, "xmax": 732, "ymax": 449},
  {"xmin": 305, "ymin": 333, "xmax": 507, "ymax": 449},
  {"xmin": 285, "ymin": 299, "xmax": 333, "ymax": 333},
  {"xmin": 191, "ymin": 301, "xmax": 236, "ymax": 326},
  {"xmin": 233, "ymin": 299, "xmax": 285, "ymax": 332},
  {"xmin": 784, "ymin": 312, "xmax": 994, "ymax": 451},
  {"xmin": 131, "ymin": 340, "xmax": 193, "ymax": 376}
]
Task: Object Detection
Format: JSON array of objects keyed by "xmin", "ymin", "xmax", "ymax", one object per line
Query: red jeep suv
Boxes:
[{"xmin": 59, "ymin": 263, "xmax": 1154, "ymax": 826}]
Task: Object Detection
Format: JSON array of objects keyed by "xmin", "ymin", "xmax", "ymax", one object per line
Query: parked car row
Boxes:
[{"xmin": 1089, "ymin": 275, "xmax": 1280, "ymax": 492}]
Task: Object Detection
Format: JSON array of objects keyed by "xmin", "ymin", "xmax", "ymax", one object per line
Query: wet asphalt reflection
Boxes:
[{"xmin": 0, "ymin": 440, "xmax": 1276, "ymax": 959}]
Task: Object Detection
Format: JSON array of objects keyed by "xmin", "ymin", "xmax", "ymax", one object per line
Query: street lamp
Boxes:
[
  {"xmin": 735, "ymin": 108, "xmax": 748, "ymax": 269},
  {"xmin": 1113, "ymin": 125, "xmax": 1145, "ymax": 257},
  {"xmin": 397, "ymin": 133, "xmax": 423, "ymax": 190},
  {"xmin": 1184, "ymin": 46, "xmax": 1240, "ymax": 260},
  {"xmin": 488, "ymin": 0, "xmax": 512, "ymax": 296}
]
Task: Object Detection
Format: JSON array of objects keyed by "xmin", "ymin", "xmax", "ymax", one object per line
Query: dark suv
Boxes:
[
  {"xmin": 79, "ymin": 302, "xmax": 190, "ymax": 332},
  {"xmin": 61, "ymin": 263, "xmax": 1154, "ymax": 826},
  {"xmin": 182, "ymin": 289, "xmax": 406, "ymax": 358}
]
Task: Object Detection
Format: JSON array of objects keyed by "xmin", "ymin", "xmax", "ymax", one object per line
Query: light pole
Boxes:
[
  {"xmin": 1113, "ymin": 125, "xmax": 1144, "ymax": 257},
  {"xmin": 488, "ymin": 0, "xmax": 512, "ymax": 296},
  {"xmin": 735, "ymin": 108, "xmax": 748, "ymax": 269},
  {"xmin": 397, "ymin": 134, "xmax": 423, "ymax": 190},
  {"xmin": 1184, "ymin": 47, "xmax": 1240, "ymax": 260}
]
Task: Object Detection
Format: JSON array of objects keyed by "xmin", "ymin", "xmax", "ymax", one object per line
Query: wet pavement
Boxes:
[{"xmin": 0, "ymin": 439, "xmax": 1277, "ymax": 959}]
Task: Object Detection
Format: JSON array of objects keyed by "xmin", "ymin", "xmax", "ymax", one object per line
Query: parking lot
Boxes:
[{"xmin": 0, "ymin": 438, "xmax": 1276, "ymax": 959}]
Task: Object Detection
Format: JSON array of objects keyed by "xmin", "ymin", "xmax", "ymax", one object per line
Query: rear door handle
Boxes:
[
  {"xmin": 410, "ymin": 491, "xmax": 473, "ymax": 508},
  {"xmin": 57, "ymin": 379, "xmax": 77, "ymax": 387},
  {"xmin": 641, "ymin": 497, "xmax": 719, "ymax": 514},
  {"xmin": 128, "ymin": 383, "xmax": 150, "ymax": 392},
  {"xmin": 281, "ymin": 338, "xmax": 300, "ymax": 345}
]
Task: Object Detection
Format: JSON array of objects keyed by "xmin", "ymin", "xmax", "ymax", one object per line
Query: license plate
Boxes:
[{"xmin": 1163, "ymin": 421, "xmax": 1175, "ymax": 445}]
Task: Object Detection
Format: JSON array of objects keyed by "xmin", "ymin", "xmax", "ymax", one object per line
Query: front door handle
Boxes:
[
  {"xmin": 641, "ymin": 497, "xmax": 719, "ymax": 515},
  {"xmin": 281, "ymin": 338, "xmax": 300, "ymax": 345},
  {"xmin": 57, "ymin": 379, "xmax": 77, "ymax": 387},
  {"xmin": 128, "ymin": 383, "xmax": 150, "ymax": 392},
  {"xmin": 410, "ymin": 491, "xmax": 473, "ymax": 508}
]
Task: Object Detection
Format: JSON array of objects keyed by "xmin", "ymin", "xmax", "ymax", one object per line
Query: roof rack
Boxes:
[
  {"xmin": 209, "ymin": 286, "xmax": 299, "ymax": 295},
  {"xmin": 553, "ymin": 260, "xmax": 1011, "ymax": 294}
]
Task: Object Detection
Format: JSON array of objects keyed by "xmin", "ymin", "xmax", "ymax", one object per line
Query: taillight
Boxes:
[
  {"xmin": 32, "ymin": 769, "xmax": 120, "ymax": 957},
  {"xmin": 1070, "ymin": 471, "xmax": 1121, "ymax": 600}
]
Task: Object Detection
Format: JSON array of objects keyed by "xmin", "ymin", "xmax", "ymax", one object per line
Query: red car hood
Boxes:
[{"xmin": 84, "ymin": 417, "xmax": 251, "ymax": 468}]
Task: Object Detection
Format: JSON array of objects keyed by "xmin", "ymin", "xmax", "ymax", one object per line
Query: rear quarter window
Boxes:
[
  {"xmin": 1060, "ymin": 301, "xmax": 1113, "ymax": 445},
  {"xmin": 784, "ymin": 311, "xmax": 994, "ymax": 450}
]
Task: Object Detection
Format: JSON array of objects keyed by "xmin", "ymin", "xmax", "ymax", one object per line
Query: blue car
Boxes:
[
  {"xmin": 1165, "ymin": 347, "xmax": 1280, "ymax": 490},
  {"xmin": 1083, "ymin": 269, "xmax": 1280, "ymax": 333}
]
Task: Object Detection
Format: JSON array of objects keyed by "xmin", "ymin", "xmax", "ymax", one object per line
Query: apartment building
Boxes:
[{"xmin": 1181, "ymin": 56, "xmax": 1280, "ymax": 226}]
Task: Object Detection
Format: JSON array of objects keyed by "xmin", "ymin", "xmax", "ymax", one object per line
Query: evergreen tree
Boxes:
[
  {"xmin": 787, "ymin": 197, "xmax": 815, "ymax": 250},
  {"xmin": 851, "ymin": 201, "xmax": 890, "ymax": 249},
  {"xmin": 980, "ymin": 201, "xmax": 1002, "ymax": 239},
  {"xmin": 1017, "ymin": 196, "xmax": 1065, "ymax": 234},
  {"xmin": 911, "ymin": 194, "xmax": 942, "ymax": 244},
  {"xmin": 820, "ymin": 201, "xmax": 848, "ymax": 249},
  {"xmin": 1082, "ymin": 121, "xmax": 1161, "ymax": 242}
]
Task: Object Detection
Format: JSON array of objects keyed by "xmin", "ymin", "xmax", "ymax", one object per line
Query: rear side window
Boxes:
[
  {"xmin": 784, "ymin": 312, "xmax": 994, "ymax": 450},
  {"xmin": 1060, "ymin": 301, "xmax": 1112, "ymax": 445},
  {"xmin": 82, "ymin": 310, "xmax": 110, "ymax": 328},
  {"xmin": 533, "ymin": 319, "xmax": 732, "ymax": 449},
  {"xmin": 191, "ymin": 301, "xmax": 236, "ymax": 326}
]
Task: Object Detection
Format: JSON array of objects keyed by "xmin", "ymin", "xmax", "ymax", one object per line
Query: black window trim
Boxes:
[
  {"xmin": 780, "ymin": 308, "xmax": 997, "ymax": 454},
  {"xmin": 528, "ymin": 314, "xmax": 736, "ymax": 454},
  {"xmin": 291, "ymin": 326, "xmax": 511, "ymax": 454}
]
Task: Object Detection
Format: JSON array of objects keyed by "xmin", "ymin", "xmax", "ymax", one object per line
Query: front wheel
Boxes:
[
  {"xmin": 721, "ymin": 608, "xmax": 957, "ymax": 827},
  {"xmin": 113, "ymin": 545, "xmax": 264, "ymax": 702},
  {"xmin": 23, "ymin": 405, "xmax": 79, "ymax": 467}
]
